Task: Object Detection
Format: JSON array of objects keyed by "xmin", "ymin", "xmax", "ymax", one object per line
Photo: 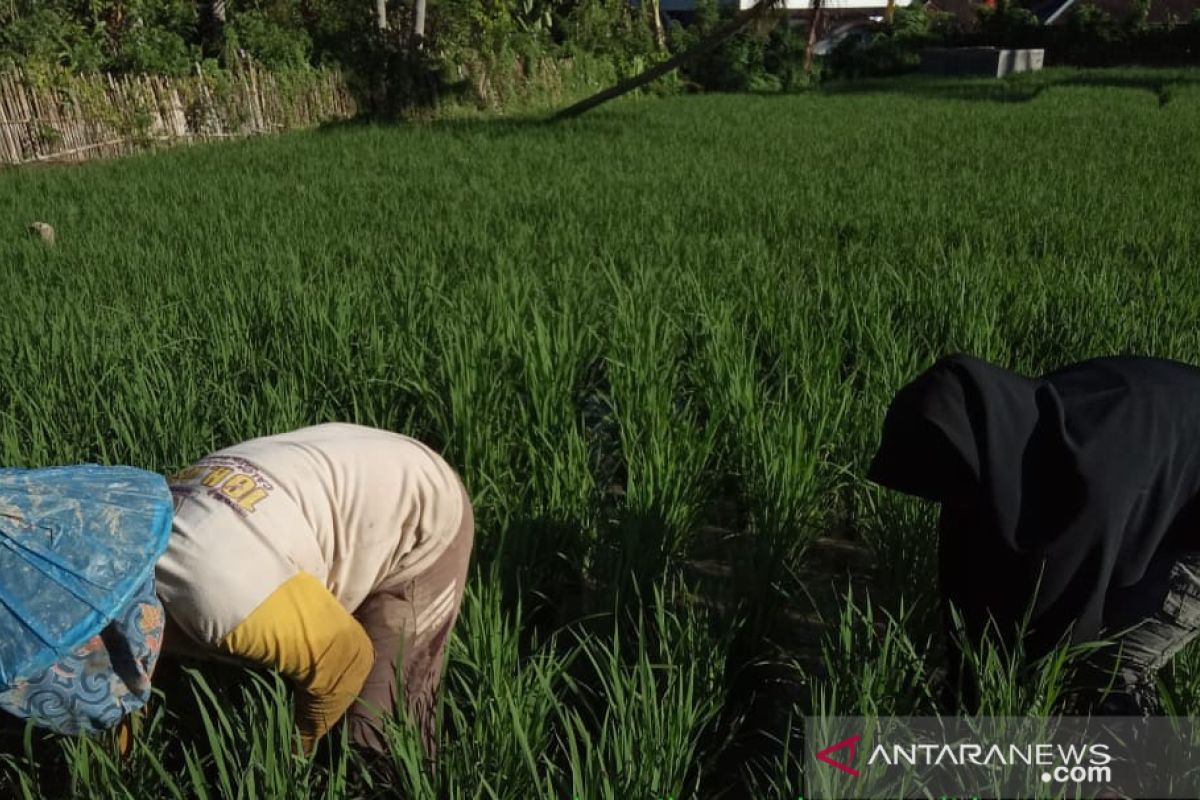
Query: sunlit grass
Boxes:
[{"xmin": 2, "ymin": 66, "xmax": 1200, "ymax": 797}]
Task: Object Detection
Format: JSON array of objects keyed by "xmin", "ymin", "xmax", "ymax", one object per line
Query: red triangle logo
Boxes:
[{"xmin": 816, "ymin": 733, "xmax": 862, "ymax": 777}]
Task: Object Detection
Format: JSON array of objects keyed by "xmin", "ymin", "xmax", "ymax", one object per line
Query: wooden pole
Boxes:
[
  {"xmin": 0, "ymin": 74, "xmax": 20, "ymax": 164},
  {"xmin": 551, "ymin": 0, "xmax": 781, "ymax": 121},
  {"xmin": 414, "ymin": 0, "xmax": 427, "ymax": 40}
]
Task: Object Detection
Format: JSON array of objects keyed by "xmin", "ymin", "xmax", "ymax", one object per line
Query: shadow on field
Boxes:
[
  {"xmin": 487, "ymin": 512, "xmax": 596, "ymax": 639},
  {"xmin": 315, "ymin": 114, "xmax": 556, "ymax": 138},
  {"xmin": 821, "ymin": 70, "xmax": 1200, "ymax": 107},
  {"xmin": 481, "ymin": 488, "xmax": 909, "ymax": 796},
  {"xmin": 312, "ymin": 103, "xmax": 675, "ymax": 141}
]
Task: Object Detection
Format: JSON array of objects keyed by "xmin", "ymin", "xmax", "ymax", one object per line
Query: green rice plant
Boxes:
[
  {"xmin": 557, "ymin": 583, "xmax": 727, "ymax": 800},
  {"xmin": 0, "ymin": 754, "xmax": 36, "ymax": 800},
  {"xmin": 812, "ymin": 588, "xmax": 938, "ymax": 719},
  {"xmin": 695, "ymin": 287, "xmax": 849, "ymax": 549},
  {"xmin": 3, "ymin": 68, "xmax": 1200, "ymax": 796},
  {"xmin": 942, "ymin": 605, "xmax": 1102, "ymax": 718},
  {"xmin": 0, "ymin": 673, "xmax": 353, "ymax": 800},
  {"xmin": 396, "ymin": 572, "xmax": 576, "ymax": 799},
  {"xmin": 1160, "ymin": 640, "xmax": 1200, "ymax": 716},
  {"xmin": 739, "ymin": 711, "xmax": 804, "ymax": 800},
  {"xmin": 852, "ymin": 490, "xmax": 939, "ymax": 615},
  {"xmin": 0, "ymin": 721, "xmax": 48, "ymax": 799},
  {"xmin": 598, "ymin": 263, "xmax": 719, "ymax": 587},
  {"xmin": 490, "ymin": 275, "xmax": 604, "ymax": 624},
  {"xmin": 177, "ymin": 668, "xmax": 349, "ymax": 800},
  {"xmin": 422, "ymin": 283, "xmax": 523, "ymax": 504}
]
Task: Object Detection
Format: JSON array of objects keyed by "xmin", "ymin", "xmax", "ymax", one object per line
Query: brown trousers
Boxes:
[{"xmin": 346, "ymin": 479, "xmax": 474, "ymax": 757}]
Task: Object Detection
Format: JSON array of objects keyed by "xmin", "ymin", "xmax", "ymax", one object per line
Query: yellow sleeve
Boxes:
[{"xmin": 218, "ymin": 572, "xmax": 374, "ymax": 754}]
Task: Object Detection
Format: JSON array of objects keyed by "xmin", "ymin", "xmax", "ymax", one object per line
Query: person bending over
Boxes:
[
  {"xmin": 868, "ymin": 353, "xmax": 1200, "ymax": 715},
  {"xmin": 155, "ymin": 422, "xmax": 474, "ymax": 755}
]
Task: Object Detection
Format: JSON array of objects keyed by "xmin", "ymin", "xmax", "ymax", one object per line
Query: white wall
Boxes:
[{"xmin": 659, "ymin": 0, "xmax": 912, "ymax": 11}]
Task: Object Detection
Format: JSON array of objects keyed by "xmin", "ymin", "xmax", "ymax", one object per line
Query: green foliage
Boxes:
[
  {"xmin": 824, "ymin": 0, "xmax": 1200, "ymax": 81},
  {"xmin": 891, "ymin": 1, "xmax": 959, "ymax": 39},
  {"xmin": 1067, "ymin": 1, "xmax": 1123, "ymax": 45},
  {"xmin": 2, "ymin": 0, "xmax": 1197, "ymax": 103},
  {"xmin": 824, "ymin": 4, "xmax": 958, "ymax": 80},
  {"xmin": 1126, "ymin": 0, "xmax": 1153, "ymax": 34},
  {"xmin": 825, "ymin": 29, "xmax": 914, "ymax": 80},
  {"xmin": 0, "ymin": 9, "xmax": 106, "ymax": 72},
  {"xmin": 557, "ymin": 0, "xmax": 657, "ymax": 77},
  {"xmin": 227, "ymin": 10, "xmax": 314, "ymax": 71},
  {"xmin": 969, "ymin": 1, "xmax": 1200, "ymax": 68},
  {"xmin": 669, "ymin": 3, "xmax": 811, "ymax": 93},
  {"xmin": 112, "ymin": 26, "xmax": 196, "ymax": 76},
  {"xmin": 977, "ymin": 0, "xmax": 1043, "ymax": 45},
  {"xmin": 430, "ymin": 0, "xmax": 556, "ymax": 62},
  {"xmin": 0, "ymin": 1, "xmax": 196, "ymax": 75},
  {"xmin": 0, "ymin": 0, "xmax": 659, "ymax": 113}
]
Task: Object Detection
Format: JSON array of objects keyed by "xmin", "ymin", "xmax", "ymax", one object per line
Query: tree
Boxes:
[
  {"xmin": 553, "ymin": 0, "xmax": 783, "ymax": 120},
  {"xmin": 200, "ymin": 0, "xmax": 228, "ymax": 57},
  {"xmin": 414, "ymin": 0, "xmax": 426, "ymax": 40},
  {"xmin": 803, "ymin": 0, "xmax": 822, "ymax": 75},
  {"xmin": 649, "ymin": 0, "xmax": 666, "ymax": 50}
]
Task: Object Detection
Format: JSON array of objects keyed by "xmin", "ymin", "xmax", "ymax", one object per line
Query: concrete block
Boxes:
[{"xmin": 919, "ymin": 47, "xmax": 1045, "ymax": 78}]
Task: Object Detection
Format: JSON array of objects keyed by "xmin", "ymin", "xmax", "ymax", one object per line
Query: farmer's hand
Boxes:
[{"xmin": 114, "ymin": 714, "xmax": 135, "ymax": 758}]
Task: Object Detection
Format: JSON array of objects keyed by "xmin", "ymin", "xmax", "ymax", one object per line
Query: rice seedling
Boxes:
[{"xmin": 2, "ymin": 66, "xmax": 1200, "ymax": 796}]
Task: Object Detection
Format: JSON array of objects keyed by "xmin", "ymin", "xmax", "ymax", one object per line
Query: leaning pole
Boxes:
[{"xmin": 550, "ymin": 0, "xmax": 784, "ymax": 122}]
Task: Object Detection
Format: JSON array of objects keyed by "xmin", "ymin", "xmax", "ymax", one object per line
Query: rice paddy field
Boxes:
[{"xmin": 2, "ymin": 65, "xmax": 1200, "ymax": 799}]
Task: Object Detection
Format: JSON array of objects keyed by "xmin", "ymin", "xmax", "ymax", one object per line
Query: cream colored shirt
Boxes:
[{"xmin": 155, "ymin": 423, "xmax": 464, "ymax": 647}]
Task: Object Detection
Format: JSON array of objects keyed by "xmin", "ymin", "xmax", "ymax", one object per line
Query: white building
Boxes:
[{"xmin": 659, "ymin": 0, "xmax": 912, "ymax": 13}]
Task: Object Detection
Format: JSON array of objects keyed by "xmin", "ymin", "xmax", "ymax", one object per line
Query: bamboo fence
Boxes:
[{"xmin": 0, "ymin": 63, "xmax": 357, "ymax": 166}]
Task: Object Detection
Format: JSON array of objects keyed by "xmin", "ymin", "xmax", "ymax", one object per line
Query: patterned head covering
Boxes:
[
  {"xmin": 0, "ymin": 464, "xmax": 173, "ymax": 736},
  {"xmin": 0, "ymin": 575, "xmax": 164, "ymax": 735}
]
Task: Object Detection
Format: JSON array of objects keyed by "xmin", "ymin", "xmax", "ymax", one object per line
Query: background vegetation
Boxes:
[
  {"xmin": 0, "ymin": 0, "xmax": 670, "ymax": 112},
  {"xmin": 2, "ymin": 1, "xmax": 1198, "ymax": 114},
  {"xmin": 2, "ymin": 66, "xmax": 1200, "ymax": 797},
  {"xmin": 827, "ymin": 1, "xmax": 1200, "ymax": 80}
]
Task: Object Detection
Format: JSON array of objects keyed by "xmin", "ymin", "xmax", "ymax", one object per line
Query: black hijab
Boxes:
[{"xmin": 868, "ymin": 353, "xmax": 1200, "ymax": 658}]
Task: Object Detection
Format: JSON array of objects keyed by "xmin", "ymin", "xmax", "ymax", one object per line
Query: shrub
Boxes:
[
  {"xmin": 823, "ymin": 0, "xmax": 1200, "ymax": 79},
  {"xmin": 559, "ymin": 0, "xmax": 658, "ymax": 78},
  {"xmin": 824, "ymin": 4, "xmax": 958, "ymax": 80},
  {"xmin": 113, "ymin": 26, "xmax": 197, "ymax": 76},
  {"xmin": 0, "ymin": 8, "xmax": 106, "ymax": 73},
  {"xmin": 670, "ymin": 0, "xmax": 810, "ymax": 93},
  {"xmin": 227, "ymin": 9, "xmax": 314, "ymax": 70},
  {"xmin": 976, "ymin": 0, "xmax": 1043, "ymax": 47}
]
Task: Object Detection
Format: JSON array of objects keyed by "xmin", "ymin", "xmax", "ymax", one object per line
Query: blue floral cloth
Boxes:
[
  {"xmin": 0, "ymin": 575, "xmax": 164, "ymax": 735},
  {"xmin": 0, "ymin": 465, "xmax": 172, "ymax": 736}
]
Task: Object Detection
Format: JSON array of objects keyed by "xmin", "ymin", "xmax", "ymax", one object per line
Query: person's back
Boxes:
[
  {"xmin": 1045, "ymin": 356, "xmax": 1200, "ymax": 448},
  {"xmin": 156, "ymin": 422, "xmax": 463, "ymax": 646},
  {"xmin": 1041, "ymin": 356, "xmax": 1200, "ymax": 573},
  {"xmin": 155, "ymin": 422, "xmax": 474, "ymax": 753},
  {"xmin": 869, "ymin": 354, "xmax": 1200, "ymax": 714}
]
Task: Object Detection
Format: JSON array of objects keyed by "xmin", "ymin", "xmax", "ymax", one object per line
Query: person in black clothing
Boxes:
[{"xmin": 868, "ymin": 353, "xmax": 1200, "ymax": 715}]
